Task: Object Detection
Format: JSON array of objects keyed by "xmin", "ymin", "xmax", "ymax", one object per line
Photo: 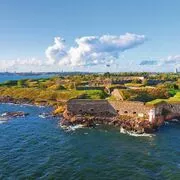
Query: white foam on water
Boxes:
[
  {"xmin": 60, "ymin": 124, "xmax": 85, "ymax": 132},
  {"xmin": 171, "ymin": 119, "xmax": 179, "ymax": 122},
  {"xmin": 0, "ymin": 117, "xmax": 8, "ymax": 124},
  {"xmin": 120, "ymin": 127, "xmax": 154, "ymax": 137},
  {"xmin": 0, "ymin": 121, "xmax": 6, "ymax": 124},
  {"xmin": 38, "ymin": 115, "xmax": 46, "ymax": 119}
]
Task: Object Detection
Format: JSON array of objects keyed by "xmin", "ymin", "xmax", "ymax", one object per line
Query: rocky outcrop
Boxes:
[
  {"xmin": 62, "ymin": 109, "xmax": 157, "ymax": 134},
  {"xmin": 0, "ymin": 96, "xmax": 32, "ymax": 105},
  {"xmin": 1, "ymin": 111, "xmax": 29, "ymax": 118}
]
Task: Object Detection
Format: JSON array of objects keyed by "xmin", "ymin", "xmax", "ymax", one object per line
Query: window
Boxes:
[
  {"xmin": 79, "ymin": 110, "xmax": 83, "ymax": 113},
  {"xmin": 124, "ymin": 111, "xmax": 128, "ymax": 114},
  {"xmin": 133, "ymin": 112, "xmax": 136, "ymax": 114},
  {"xmin": 90, "ymin": 108, "xmax": 94, "ymax": 112}
]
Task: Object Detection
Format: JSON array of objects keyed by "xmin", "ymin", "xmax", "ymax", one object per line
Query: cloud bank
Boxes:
[
  {"xmin": 163, "ymin": 55, "xmax": 180, "ymax": 65},
  {"xmin": 46, "ymin": 33, "xmax": 146, "ymax": 67},
  {"xmin": 139, "ymin": 55, "xmax": 180, "ymax": 67},
  {"xmin": 0, "ymin": 33, "xmax": 147, "ymax": 72},
  {"xmin": 139, "ymin": 60, "xmax": 158, "ymax": 66},
  {"xmin": 0, "ymin": 58, "xmax": 43, "ymax": 71}
]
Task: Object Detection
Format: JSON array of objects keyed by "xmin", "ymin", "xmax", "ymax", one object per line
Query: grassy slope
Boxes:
[
  {"xmin": 146, "ymin": 92, "xmax": 180, "ymax": 106},
  {"xmin": 0, "ymin": 87, "xmax": 107, "ymax": 104}
]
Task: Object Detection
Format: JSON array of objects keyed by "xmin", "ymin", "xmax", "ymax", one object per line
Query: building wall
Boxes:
[
  {"xmin": 109, "ymin": 100, "xmax": 151, "ymax": 117},
  {"xmin": 67, "ymin": 99, "xmax": 116, "ymax": 116},
  {"xmin": 67, "ymin": 99, "xmax": 152, "ymax": 118},
  {"xmin": 154, "ymin": 103, "xmax": 180, "ymax": 115},
  {"xmin": 66, "ymin": 99, "xmax": 180, "ymax": 121},
  {"xmin": 111, "ymin": 89, "xmax": 124, "ymax": 100}
]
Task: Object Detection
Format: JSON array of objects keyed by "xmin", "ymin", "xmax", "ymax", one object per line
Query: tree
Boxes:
[{"xmin": 17, "ymin": 80, "xmax": 24, "ymax": 87}]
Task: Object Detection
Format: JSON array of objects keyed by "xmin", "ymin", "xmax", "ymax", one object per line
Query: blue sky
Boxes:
[{"xmin": 0, "ymin": 0, "xmax": 180, "ymax": 72}]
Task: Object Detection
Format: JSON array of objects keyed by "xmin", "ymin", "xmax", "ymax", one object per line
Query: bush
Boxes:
[{"xmin": 3, "ymin": 80, "xmax": 17, "ymax": 86}]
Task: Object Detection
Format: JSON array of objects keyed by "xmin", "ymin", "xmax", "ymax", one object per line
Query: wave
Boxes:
[
  {"xmin": 0, "ymin": 102, "xmax": 46, "ymax": 108},
  {"xmin": 120, "ymin": 127, "xmax": 154, "ymax": 137},
  {"xmin": 0, "ymin": 121, "xmax": 6, "ymax": 124},
  {"xmin": 60, "ymin": 124, "xmax": 85, "ymax": 131},
  {"xmin": 171, "ymin": 119, "xmax": 179, "ymax": 122},
  {"xmin": 0, "ymin": 117, "xmax": 8, "ymax": 124}
]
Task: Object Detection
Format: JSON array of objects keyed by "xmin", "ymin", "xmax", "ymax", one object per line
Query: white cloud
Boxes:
[
  {"xmin": 163, "ymin": 55, "xmax": 180, "ymax": 65},
  {"xmin": 0, "ymin": 58, "xmax": 44, "ymax": 71},
  {"xmin": 140, "ymin": 55, "xmax": 180, "ymax": 67},
  {"xmin": 0, "ymin": 33, "xmax": 147, "ymax": 72},
  {"xmin": 139, "ymin": 60, "xmax": 158, "ymax": 66},
  {"xmin": 45, "ymin": 37, "xmax": 67, "ymax": 65},
  {"xmin": 46, "ymin": 33, "xmax": 146, "ymax": 67}
]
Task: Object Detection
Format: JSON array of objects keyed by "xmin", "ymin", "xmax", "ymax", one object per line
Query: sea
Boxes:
[{"xmin": 0, "ymin": 75, "xmax": 180, "ymax": 179}]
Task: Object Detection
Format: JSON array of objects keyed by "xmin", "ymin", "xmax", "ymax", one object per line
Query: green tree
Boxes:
[{"xmin": 17, "ymin": 80, "xmax": 24, "ymax": 87}]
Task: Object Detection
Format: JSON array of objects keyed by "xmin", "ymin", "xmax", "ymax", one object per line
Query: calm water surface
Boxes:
[
  {"xmin": 0, "ymin": 74, "xmax": 55, "ymax": 83},
  {"xmin": 0, "ymin": 103, "xmax": 180, "ymax": 179}
]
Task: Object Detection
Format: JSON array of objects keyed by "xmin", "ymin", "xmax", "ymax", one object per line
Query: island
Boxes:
[{"xmin": 0, "ymin": 72, "xmax": 179, "ymax": 134}]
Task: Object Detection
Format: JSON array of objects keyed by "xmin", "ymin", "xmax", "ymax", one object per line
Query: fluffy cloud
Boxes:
[
  {"xmin": 0, "ymin": 33, "xmax": 147, "ymax": 72},
  {"xmin": 45, "ymin": 37, "xmax": 67, "ymax": 65},
  {"xmin": 46, "ymin": 33, "xmax": 146, "ymax": 67}
]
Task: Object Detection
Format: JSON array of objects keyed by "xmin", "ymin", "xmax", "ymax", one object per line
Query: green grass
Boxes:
[
  {"xmin": 146, "ymin": 99, "xmax": 167, "ymax": 105},
  {"xmin": 147, "ymin": 92, "xmax": 180, "ymax": 105},
  {"xmin": 168, "ymin": 92, "xmax": 180, "ymax": 102},
  {"xmin": 0, "ymin": 87, "xmax": 108, "ymax": 105},
  {"xmin": 168, "ymin": 89, "xmax": 180, "ymax": 96},
  {"xmin": 76, "ymin": 90, "xmax": 109, "ymax": 99}
]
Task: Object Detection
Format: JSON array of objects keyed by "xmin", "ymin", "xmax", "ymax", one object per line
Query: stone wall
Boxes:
[
  {"xmin": 66, "ymin": 99, "xmax": 116, "ymax": 116},
  {"xmin": 154, "ymin": 103, "xmax": 180, "ymax": 115},
  {"xmin": 67, "ymin": 99, "xmax": 152, "ymax": 118},
  {"xmin": 66, "ymin": 99, "xmax": 180, "ymax": 123},
  {"xmin": 111, "ymin": 89, "xmax": 124, "ymax": 100},
  {"xmin": 109, "ymin": 100, "xmax": 151, "ymax": 118},
  {"xmin": 154, "ymin": 102, "xmax": 180, "ymax": 120}
]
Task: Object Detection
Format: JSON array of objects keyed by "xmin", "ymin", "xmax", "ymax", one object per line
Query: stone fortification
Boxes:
[{"xmin": 62, "ymin": 99, "xmax": 180, "ymax": 134}]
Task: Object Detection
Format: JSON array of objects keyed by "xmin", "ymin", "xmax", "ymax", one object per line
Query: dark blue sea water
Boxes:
[
  {"xmin": 0, "ymin": 103, "xmax": 180, "ymax": 179},
  {"xmin": 0, "ymin": 74, "xmax": 55, "ymax": 83}
]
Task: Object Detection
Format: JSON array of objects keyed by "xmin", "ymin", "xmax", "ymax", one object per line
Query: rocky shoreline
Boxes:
[
  {"xmin": 0, "ymin": 96, "xmax": 157, "ymax": 134},
  {"xmin": 1, "ymin": 111, "xmax": 29, "ymax": 118},
  {"xmin": 0, "ymin": 96, "xmax": 43, "ymax": 106},
  {"xmin": 61, "ymin": 110, "xmax": 158, "ymax": 134},
  {"xmin": 0, "ymin": 96, "xmax": 60, "ymax": 120},
  {"xmin": 0, "ymin": 95, "xmax": 176, "ymax": 134}
]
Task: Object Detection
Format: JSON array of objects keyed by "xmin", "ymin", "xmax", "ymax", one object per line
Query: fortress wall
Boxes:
[
  {"xmin": 111, "ymin": 89, "xmax": 124, "ymax": 100},
  {"xmin": 66, "ymin": 99, "xmax": 180, "ymax": 121},
  {"xmin": 67, "ymin": 99, "xmax": 116, "ymax": 116},
  {"xmin": 155, "ymin": 103, "xmax": 180, "ymax": 116},
  {"xmin": 109, "ymin": 101, "xmax": 151, "ymax": 117},
  {"xmin": 67, "ymin": 99, "xmax": 152, "ymax": 118}
]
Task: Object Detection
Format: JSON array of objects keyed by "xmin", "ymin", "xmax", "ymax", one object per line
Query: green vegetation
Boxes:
[
  {"xmin": 146, "ymin": 92, "xmax": 180, "ymax": 105},
  {"xmin": 124, "ymin": 83, "xmax": 144, "ymax": 87},
  {"xmin": 119, "ymin": 88, "xmax": 170, "ymax": 102},
  {"xmin": 0, "ymin": 72, "xmax": 179, "ymax": 108}
]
